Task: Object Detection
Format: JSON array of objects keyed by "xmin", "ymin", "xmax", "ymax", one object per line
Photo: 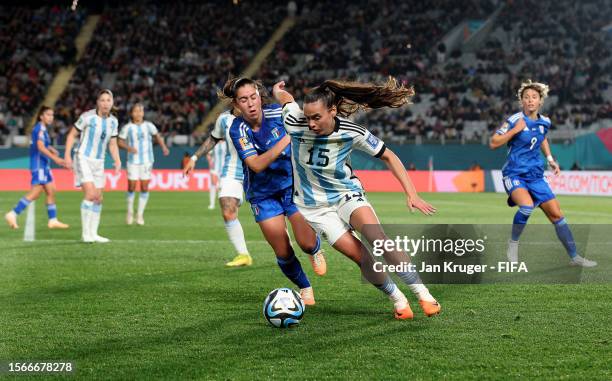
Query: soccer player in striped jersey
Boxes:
[
  {"xmin": 273, "ymin": 79, "xmax": 441, "ymax": 319},
  {"xmin": 223, "ymin": 77, "xmax": 327, "ymax": 305},
  {"xmin": 184, "ymin": 109, "xmax": 253, "ymax": 267},
  {"xmin": 490, "ymin": 80, "xmax": 596, "ymax": 267},
  {"xmin": 205, "ymin": 141, "xmax": 226, "ymax": 210},
  {"xmin": 5, "ymin": 106, "xmax": 69, "ymax": 230},
  {"xmin": 118, "ymin": 103, "xmax": 170, "ymax": 225},
  {"xmin": 64, "ymin": 89, "xmax": 122, "ymax": 243}
]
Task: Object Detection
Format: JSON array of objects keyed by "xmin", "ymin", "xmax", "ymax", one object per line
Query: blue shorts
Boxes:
[
  {"xmin": 31, "ymin": 168, "xmax": 53, "ymax": 185},
  {"xmin": 249, "ymin": 187, "xmax": 299, "ymax": 223},
  {"xmin": 502, "ymin": 175, "xmax": 555, "ymax": 207}
]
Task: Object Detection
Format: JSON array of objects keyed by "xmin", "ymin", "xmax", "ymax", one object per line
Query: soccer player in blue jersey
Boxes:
[
  {"xmin": 222, "ymin": 77, "xmax": 327, "ymax": 305},
  {"xmin": 118, "ymin": 103, "xmax": 170, "ymax": 225},
  {"xmin": 5, "ymin": 106, "xmax": 69, "ymax": 230},
  {"xmin": 64, "ymin": 89, "xmax": 122, "ymax": 243},
  {"xmin": 273, "ymin": 79, "xmax": 441, "ymax": 319},
  {"xmin": 490, "ymin": 80, "xmax": 596, "ymax": 267},
  {"xmin": 184, "ymin": 109, "xmax": 253, "ymax": 267}
]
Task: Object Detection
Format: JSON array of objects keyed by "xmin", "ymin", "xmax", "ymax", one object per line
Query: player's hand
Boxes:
[
  {"xmin": 114, "ymin": 161, "xmax": 121, "ymax": 174},
  {"xmin": 510, "ymin": 118, "xmax": 526, "ymax": 135},
  {"xmin": 128, "ymin": 147, "xmax": 138, "ymax": 154},
  {"xmin": 55, "ymin": 157, "xmax": 66, "ymax": 168},
  {"xmin": 183, "ymin": 158, "xmax": 196, "ymax": 177},
  {"xmin": 549, "ymin": 160, "xmax": 561, "ymax": 176},
  {"xmin": 162, "ymin": 147, "xmax": 170, "ymax": 156},
  {"xmin": 407, "ymin": 196, "xmax": 437, "ymax": 216},
  {"xmin": 272, "ymin": 81, "xmax": 286, "ymax": 96},
  {"xmin": 64, "ymin": 156, "xmax": 73, "ymax": 171}
]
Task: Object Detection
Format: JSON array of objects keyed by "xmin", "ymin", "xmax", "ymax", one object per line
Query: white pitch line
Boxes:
[
  {"xmin": 17, "ymin": 239, "xmax": 270, "ymax": 244},
  {"xmin": 430, "ymin": 200, "xmax": 612, "ymax": 218}
]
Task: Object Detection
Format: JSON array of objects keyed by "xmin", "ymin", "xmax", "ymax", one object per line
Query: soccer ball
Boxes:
[{"xmin": 262, "ymin": 288, "xmax": 305, "ymax": 328}]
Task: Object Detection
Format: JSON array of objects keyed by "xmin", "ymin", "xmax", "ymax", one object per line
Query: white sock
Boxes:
[
  {"xmin": 81, "ymin": 200, "xmax": 93, "ymax": 239},
  {"xmin": 90, "ymin": 203, "xmax": 102, "ymax": 237},
  {"xmin": 137, "ymin": 192, "xmax": 149, "ymax": 217},
  {"xmin": 224, "ymin": 219, "xmax": 249, "ymax": 255},
  {"xmin": 127, "ymin": 192, "xmax": 135, "ymax": 215},
  {"xmin": 209, "ymin": 185, "xmax": 216, "ymax": 208}
]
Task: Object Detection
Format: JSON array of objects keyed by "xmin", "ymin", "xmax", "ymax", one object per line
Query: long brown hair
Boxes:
[
  {"xmin": 36, "ymin": 105, "xmax": 53, "ymax": 121},
  {"xmin": 217, "ymin": 76, "xmax": 272, "ymax": 105},
  {"xmin": 304, "ymin": 77, "xmax": 415, "ymax": 117},
  {"xmin": 97, "ymin": 89, "xmax": 118, "ymax": 115}
]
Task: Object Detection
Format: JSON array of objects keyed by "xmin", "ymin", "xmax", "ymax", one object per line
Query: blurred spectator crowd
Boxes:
[{"xmin": 1, "ymin": 0, "xmax": 611, "ymax": 146}]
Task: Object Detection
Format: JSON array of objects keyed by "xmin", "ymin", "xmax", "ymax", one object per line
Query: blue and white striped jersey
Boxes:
[
  {"xmin": 74, "ymin": 109, "xmax": 119, "ymax": 160},
  {"xmin": 211, "ymin": 140, "xmax": 226, "ymax": 174},
  {"xmin": 496, "ymin": 111, "xmax": 551, "ymax": 179},
  {"xmin": 282, "ymin": 102, "xmax": 386, "ymax": 207},
  {"xmin": 119, "ymin": 121, "xmax": 158, "ymax": 165},
  {"xmin": 211, "ymin": 111, "xmax": 243, "ymax": 181}
]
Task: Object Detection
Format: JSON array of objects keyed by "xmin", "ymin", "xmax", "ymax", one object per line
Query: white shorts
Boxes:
[
  {"xmin": 74, "ymin": 154, "xmax": 105, "ymax": 189},
  {"xmin": 127, "ymin": 163, "xmax": 153, "ymax": 181},
  {"xmin": 298, "ymin": 191, "xmax": 375, "ymax": 245},
  {"xmin": 218, "ymin": 177, "xmax": 244, "ymax": 204}
]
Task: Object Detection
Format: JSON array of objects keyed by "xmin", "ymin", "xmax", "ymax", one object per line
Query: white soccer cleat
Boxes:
[
  {"xmin": 126, "ymin": 212, "xmax": 134, "ymax": 225},
  {"xmin": 4, "ymin": 211, "xmax": 18, "ymax": 229},
  {"xmin": 570, "ymin": 255, "xmax": 597, "ymax": 268},
  {"xmin": 507, "ymin": 239, "xmax": 519, "ymax": 263},
  {"xmin": 136, "ymin": 215, "xmax": 145, "ymax": 225},
  {"xmin": 93, "ymin": 235, "xmax": 110, "ymax": 243}
]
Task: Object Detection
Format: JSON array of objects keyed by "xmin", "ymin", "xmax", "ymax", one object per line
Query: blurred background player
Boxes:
[
  {"xmin": 5, "ymin": 106, "xmax": 69, "ymax": 230},
  {"xmin": 225, "ymin": 77, "xmax": 326, "ymax": 304},
  {"xmin": 274, "ymin": 79, "xmax": 441, "ymax": 318},
  {"xmin": 64, "ymin": 89, "xmax": 121, "ymax": 243},
  {"xmin": 184, "ymin": 109, "xmax": 253, "ymax": 267},
  {"xmin": 205, "ymin": 139, "xmax": 226, "ymax": 210},
  {"xmin": 490, "ymin": 80, "xmax": 596, "ymax": 267},
  {"xmin": 118, "ymin": 103, "xmax": 170, "ymax": 225}
]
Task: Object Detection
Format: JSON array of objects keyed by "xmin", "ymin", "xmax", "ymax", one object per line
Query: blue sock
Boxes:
[
  {"xmin": 277, "ymin": 254, "xmax": 311, "ymax": 289},
  {"xmin": 554, "ymin": 218, "xmax": 577, "ymax": 258},
  {"xmin": 305, "ymin": 234, "xmax": 321, "ymax": 255},
  {"xmin": 374, "ymin": 277, "xmax": 398, "ymax": 296},
  {"xmin": 47, "ymin": 203, "xmax": 57, "ymax": 219},
  {"xmin": 13, "ymin": 197, "xmax": 31, "ymax": 215},
  {"xmin": 511, "ymin": 205, "xmax": 533, "ymax": 241}
]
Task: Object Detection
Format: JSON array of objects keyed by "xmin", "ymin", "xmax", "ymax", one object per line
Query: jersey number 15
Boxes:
[{"xmin": 306, "ymin": 147, "xmax": 330, "ymax": 167}]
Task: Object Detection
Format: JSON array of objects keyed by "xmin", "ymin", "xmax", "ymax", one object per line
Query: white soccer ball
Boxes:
[{"xmin": 262, "ymin": 288, "xmax": 305, "ymax": 328}]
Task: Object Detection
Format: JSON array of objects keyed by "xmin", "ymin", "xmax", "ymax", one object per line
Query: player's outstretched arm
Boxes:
[
  {"xmin": 272, "ymin": 81, "xmax": 294, "ymax": 105},
  {"xmin": 37, "ymin": 139, "xmax": 65, "ymax": 167},
  {"xmin": 108, "ymin": 137, "xmax": 121, "ymax": 174},
  {"xmin": 184, "ymin": 134, "xmax": 219, "ymax": 176},
  {"xmin": 243, "ymin": 135, "xmax": 290, "ymax": 173},
  {"xmin": 490, "ymin": 118, "xmax": 526, "ymax": 149},
  {"xmin": 379, "ymin": 148, "xmax": 436, "ymax": 215},
  {"xmin": 540, "ymin": 137, "xmax": 560, "ymax": 175},
  {"xmin": 64, "ymin": 126, "xmax": 80, "ymax": 170}
]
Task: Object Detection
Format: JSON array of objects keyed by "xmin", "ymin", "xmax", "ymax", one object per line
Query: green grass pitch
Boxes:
[{"xmin": 1, "ymin": 191, "xmax": 610, "ymax": 380}]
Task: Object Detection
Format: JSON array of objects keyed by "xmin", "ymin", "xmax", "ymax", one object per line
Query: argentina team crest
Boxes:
[{"xmin": 366, "ymin": 133, "xmax": 379, "ymax": 149}]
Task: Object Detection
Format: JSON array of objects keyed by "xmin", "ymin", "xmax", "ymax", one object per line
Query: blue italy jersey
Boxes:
[
  {"xmin": 229, "ymin": 104, "xmax": 293, "ymax": 201},
  {"xmin": 30, "ymin": 122, "xmax": 51, "ymax": 171},
  {"xmin": 496, "ymin": 111, "xmax": 551, "ymax": 178}
]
